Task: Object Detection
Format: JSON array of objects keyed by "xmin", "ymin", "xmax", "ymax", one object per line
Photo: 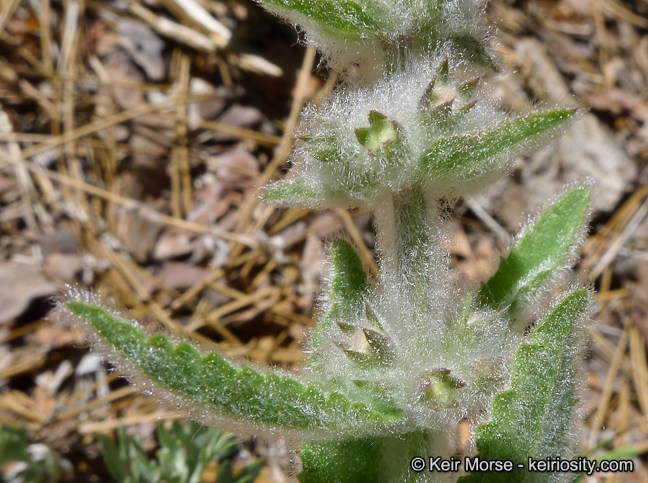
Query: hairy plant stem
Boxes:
[
  {"xmin": 298, "ymin": 428, "xmax": 448, "ymax": 483},
  {"xmin": 373, "ymin": 188, "xmax": 447, "ymax": 349},
  {"xmin": 61, "ymin": 1, "xmax": 593, "ymax": 480},
  {"xmin": 382, "ymin": 429, "xmax": 448, "ymax": 483}
]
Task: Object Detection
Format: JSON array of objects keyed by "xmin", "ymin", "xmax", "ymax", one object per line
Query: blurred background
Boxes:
[{"xmin": 0, "ymin": 0, "xmax": 647, "ymax": 480}]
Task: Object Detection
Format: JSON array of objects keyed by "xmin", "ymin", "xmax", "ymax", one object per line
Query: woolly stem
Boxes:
[
  {"xmin": 373, "ymin": 188, "xmax": 447, "ymax": 347},
  {"xmin": 298, "ymin": 428, "xmax": 449, "ymax": 483},
  {"xmin": 394, "ymin": 188, "xmax": 434, "ymax": 317},
  {"xmin": 382, "ymin": 428, "xmax": 449, "ymax": 483}
]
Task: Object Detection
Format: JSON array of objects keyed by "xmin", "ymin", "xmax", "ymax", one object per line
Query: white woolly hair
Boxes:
[
  {"xmin": 307, "ymin": 205, "xmax": 517, "ymax": 437},
  {"xmin": 529, "ymin": 284, "xmax": 596, "ymax": 470},
  {"xmin": 303, "ymin": 179, "xmax": 593, "ymax": 443},
  {"xmin": 52, "ymin": 286, "xmax": 406, "ymax": 447},
  {"xmin": 258, "ymin": 0, "xmax": 493, "ymax": 78},
  {"xmin": 268, "ymin": 54, "xmax": 578, "ymax": 211},
  {"xmin": 496, "ymin": 180, "xmax": 595, "ymax": 334}
]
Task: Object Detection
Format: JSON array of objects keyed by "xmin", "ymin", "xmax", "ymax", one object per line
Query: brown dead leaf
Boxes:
[
  {"xmin": 587, "ymin": 87, "xmax": 648, "ymax": 118},
  {"xmin": 117, "ymin": 18, "xmax": 165, "ymax": 81},
  {"xmin": 30, "ymin": 324, "xmax": 80, "ymax": 349},
  {"xmin": 209, "ymin": 149, "xmax": 259, "ymax": 188},
  {"xmin": 480, "ymin": 38, "xmax": 637, "ymax": 229},
  {"xmin": 102, "ymin": 53, "xmax": 146, "ymax": 110},
  {"xmin": 155, "ymin": 262, "xmax": 211, "ymax": 290},
  {"xmin": 627, "ymin": 261, "xmax": 648, "ymax": 345},
  {"xmin": 0, "ymin": 263, "xmax": 57, "ymax": 325},
  {"xmin": 0, "ymin": 174, "xmax": 17, "ymax": 198},
  {"xmin": 43, "ymin": 253, "xmax": 83, "ymax": 283},
  {"xmin": 40, "ymin": 227, "xmax": 81, "ymax": 257},
  {"xmin": 154, "ymin": 229, "xmax": 200, "ymax": 260},
  {"xmin": 187, "ymin": 180, "xmax": 231, "ymax": 225},
  {"xmin": 188, "ymin": 78, "xmax": 226, "ymax": 121},
  {"xmin": 450, "ymin": 224, "xmax": 474, "ymax": 260},
  {"xmin": 113, "ymin": 174, "xmax": 164, "ymax": 263},
  {"xmin": 211, "ymin": 105, "xmax": 264, "ymax": 141}
]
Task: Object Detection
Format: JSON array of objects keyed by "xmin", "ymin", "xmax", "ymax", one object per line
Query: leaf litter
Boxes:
[{"xmin": 0, "ymin": 0, "xmax": 648, "ymax": 480}]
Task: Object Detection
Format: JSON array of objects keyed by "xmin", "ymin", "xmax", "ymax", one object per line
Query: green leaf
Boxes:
[
  {"xmin": 237, "ymin": 459, "xmax": 265, "ymax": 483},
  {"xmin": 261, "ymin": 0, "xmax": 378, "ymax": 40},
  {"xmin": 457, "ymin": 79, "xmax": 480, "ymax": 102},
  {"xmin": 100, "ymin": 421, "xmax": 245, "ymax": 483},
  {"xmin": 100, "ymin": 425, "xmax": 158, "ymax": 483},
  {"xmin": 446, "ymin": 36, "xmax": 499, "ymax": 72},
  {"xmin": 216, "ymin": 458, "xmax": 264, "ymax": 483},
  {"xmin": 0, "ymin": 423, "xmax": 70, "ymax": 483},
  {"xmin": 157, "ymin": 422, "xmax": 192, "ymax": 483},
  {"xmin": 419, "ymin": 109, "xmax": 576, "ymax": 182},
  {"xmin": 311, "ymin": 240, "xmax": 368, "ymax": 350},
  {"xmin": 263, "ymin": 178, "xmax": 321, "ymax": 205},
  {"xmin": 298, "ymin": 438, "xmax": 383, "ymax": 483},
  {"xmin": 100, "ymin": 431, "xmax": 133, "ymax": 482},
  {"xmin": 479, "ymin": 186, "xmax": 590, "ymax": 311},
  {"xmin": 263, "ymin": 176, "xmax": 367, "ymax": 208},
  {"xmin": 308, "ymin": 142, "xmax": 343, "ymax": 164},
  {"xmin": 0, "ymin": 423, "xmax": 31, "ymax": 465},
  {"xmin": 199, "ymin": 429, "xmax": 238, "ymax": 465},
  {"xmin": 361, "ymin": 328, "xmax": 395, "ymax": 363},
  {"xmin": 463, "ymin": 290, "xmax": 590, "ymax": 482},
  {"xmin": 298, "ymin": 431, "xmax": 435, "ymax": 483},
  {"xmin": 68, "ymin": 302, "xmax": 398, "ymax": 432},
  {"xmin": 329, "ymin": 239, "xmax": 368, "ymax": 313}
]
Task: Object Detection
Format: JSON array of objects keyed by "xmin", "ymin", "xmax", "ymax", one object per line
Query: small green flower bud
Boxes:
[{"xmin": 418, "ymin": 369, "xmax": 467, "ymax": 409}]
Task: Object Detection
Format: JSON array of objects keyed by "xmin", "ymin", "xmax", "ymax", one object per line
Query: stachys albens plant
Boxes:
[{"xmin": 61, "ymin": 1, "xmax": 594, "ymax": 481}]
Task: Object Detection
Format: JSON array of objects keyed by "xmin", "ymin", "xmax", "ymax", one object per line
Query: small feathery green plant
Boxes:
[
  {"xmin": 58, "ymin": 1, "xmax": 595, "ymax": 481},
  {"xmin": 0, "ymin": 423, "xmax": 73, "ymax": 482},
  {"xmin": 99, "ymin": 420, "xmax": 263, "ymax": 483}
]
